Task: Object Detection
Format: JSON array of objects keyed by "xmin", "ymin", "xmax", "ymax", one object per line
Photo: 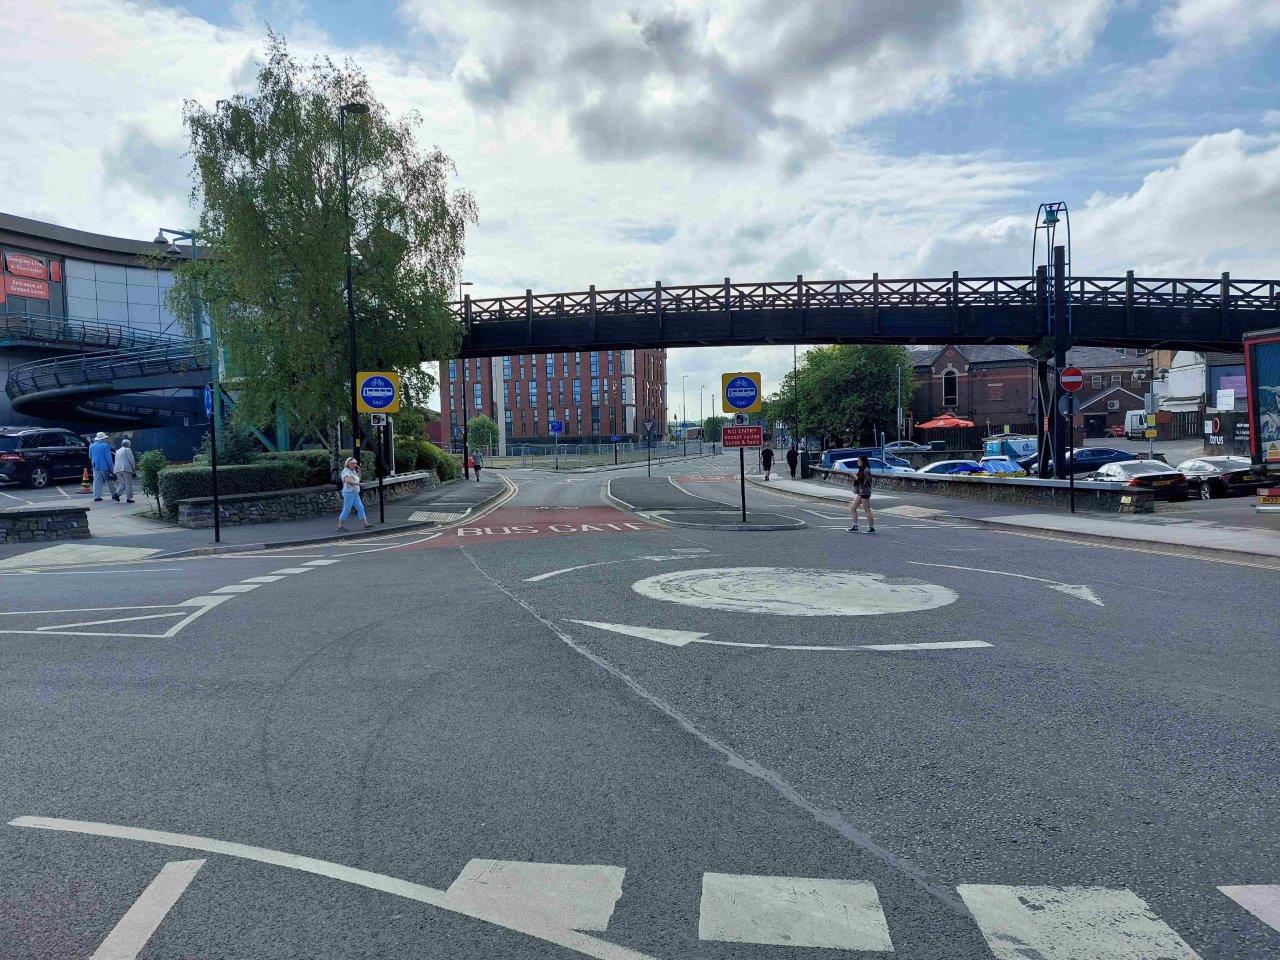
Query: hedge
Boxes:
[
  {"xmin": 157, "ymin": 460, "xmax": 309, "ymax": 519},
  {"xmin": 260, "ymin": 449, "xmax": 333, "ymax": 486}
]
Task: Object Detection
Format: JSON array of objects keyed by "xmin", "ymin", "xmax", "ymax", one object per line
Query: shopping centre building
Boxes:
[{"xmin": 0, "ymin": 212, "xmax": 206, "ymax": 455}]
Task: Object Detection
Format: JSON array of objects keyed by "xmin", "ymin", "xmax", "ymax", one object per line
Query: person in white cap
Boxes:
[
  {"xmin": 88, "ymin": 432, "xmax": 118, "ymax": 502},
  {"xmin": 113, "ymin": 438, "xmax": 137, "ymax": 504}
]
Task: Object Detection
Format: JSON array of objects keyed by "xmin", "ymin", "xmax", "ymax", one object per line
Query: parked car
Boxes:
[
  {"xmin": 1083, "ymin": 460, "xmax": 1189, "ymax": 500},
  {"xmin": 883, "ymin": 440, "xmax": 931, "ymax": 453},
  {"xmin": 0, "ymin": 427, "xmax": 91, "ymax": 488},
  {"xmin": 832, "ymin": 456, "xmax": 915, "ymax": 476},
  {"xmin": 978, "ymin": 456, "xmax": 1027, "ymax": 477},
  {"xmin": 1045, "ymin": 446, "xmax": 1150, "ymax": 477},
  {"xmin": 1175, "ymin": 456, "xmax": 1268, "ymax": 499},
  {"xmin": 983, "ymin": 435, "xmax": 1038, "ymax": 461},
  {"xmin": 917, "ymin": 459, "xmax": 986, "ymax": 475}
]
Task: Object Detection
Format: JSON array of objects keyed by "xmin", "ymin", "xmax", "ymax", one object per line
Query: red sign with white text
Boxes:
[
  {"xmin": 4, "ymin": 252, "xmax": 47, "ymax": 280},
  {"xmin": 1059, "ymin": 366, "xmax": 1085, "ymax": 393},
  {"xmin": 722, "ymin": 425, "xmax": 764, "ymax": 448},
  {"xmin": 4, "ymin": 275, "xmax": 50, "ymax": 299}
]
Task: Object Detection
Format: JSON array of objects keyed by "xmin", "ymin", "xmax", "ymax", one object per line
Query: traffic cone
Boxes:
[{"xmin": 80, "ymin": 468, "xmax": 92, "ymax": 494}]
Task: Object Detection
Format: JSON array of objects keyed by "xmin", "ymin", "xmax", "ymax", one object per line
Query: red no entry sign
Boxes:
[
  {"xmin": 723, "ymin": 425, "xmax": 764, "ymax": 448},
  {"xmin": 1059, "ymin": 366, "xmax": 1084, "ymax": 393}
]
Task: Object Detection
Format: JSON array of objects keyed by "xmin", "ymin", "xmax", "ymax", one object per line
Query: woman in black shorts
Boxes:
[{"xmin": 847, "ymin": 455, "xmax": 876, "ymax": 533}]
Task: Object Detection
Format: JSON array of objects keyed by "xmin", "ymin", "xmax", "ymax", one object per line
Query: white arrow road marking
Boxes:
[
  {"xmin": 699, "ymin": 873, "xmax": 893, "ymax": 951},
  {"xmin": 569, "ymin": 621, "xmax": 989, "ymax": 653},
  {"xmin": 569, "ymin": 620, "xmax": 708, "ymax": 647},
  {"xmin": 908, "ymin": 562, "xmax": 1105, "ymax": 607},
  {"xmin": 91, "ymin": 859, "xmax": 204, "ymax": 960},
  {"xmin": 957, "ymin": 884, "xmax": 1201, "ymax": 960},
  {"xmin": 1219, "ymin": 885, "xmax": 1280, "ymax": 933},
  {"xmin": 443, "ymin": 859, "xmax": 625, "ymax": 932},
  {"xmin": 11, "ymin": 817, "xmax": 656, "ymax": 960},
  {"xmin": 526, "ymin": 554, "xmax": 721, "ymax": 583}
]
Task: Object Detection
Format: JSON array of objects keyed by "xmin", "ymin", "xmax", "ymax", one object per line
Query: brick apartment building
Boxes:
[
  {"xmin": 440, "ymin": 348, "xmax": 667, "ymax": 447},
  {"xmin": 909, "ymin": 344, "xmax": 1152, "ymax": 437}
]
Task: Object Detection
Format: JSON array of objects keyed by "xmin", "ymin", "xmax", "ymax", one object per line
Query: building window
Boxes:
[
  {"xmin": 546, "ymin": 355, "xmax": 554, "ymax": 377},
  {"xmin": 514, "ymin": 381, "xmax": 522, "ymax": 403},
  {"xmin": 558, "ymin": 380, "xmax": 565, "ymax": 404},
  {"xmin": 473, "ymin": 383, "xmax": 482, "ymax": 409},
  {"xmin": 503, "ymin": 357, "xmax": 511, "ymax": 379},
  {"xmin": 562, "ymin": 355, "xmax": 568, "ymax": 377},
  {"xmin": 607, "ymin": 354, "xmax": 614, "ymax": 376},
  {"xmin": 529, "ymin": 381, "xmax": 538, "ymax": 406},
  {"xmin": 591, "ymin": 377, "xmax": 599, "ymax": 403},
  {"xmin": 590, "ymin": 352, "xmax": 599, "ymax": 376},
  {"xmin": 1111, "ymin": 374, "xmax": 1122, "ymax": 386},
  {"xmin": 1092, "ymin": 375, "xmax": 1103, "ymax": 388},
  {"xmin": 448, "ymin": 360, "xmax": 457, "ymax": 379},
  {"xmin": 504, "ymin": 382, "xmax": 509, "ymax": 404},
  {"xmin": 505, "ymin": 410, "xmax": 513, "ymax": 425},
  {"xmin": 943, "ymin": 370, "xmax": 958, "ymax": 407},
  {"xmin": 572, "ymin": 379, "xmax": 581, "ymax": 404},
  {"xmin": 987, "ymin": 382, "xmax": 1003, "ymax": 400},
  {"xmin": 575, "ymin": 354, "xmax": 581, "ymax": 375}
]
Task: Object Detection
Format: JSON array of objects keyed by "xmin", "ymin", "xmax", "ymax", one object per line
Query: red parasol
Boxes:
[{"xmin": 915, "ymin": 414, "xmax": 975, "ymax": 429}]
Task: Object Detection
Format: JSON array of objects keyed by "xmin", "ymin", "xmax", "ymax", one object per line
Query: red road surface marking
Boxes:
[{"xmin": 409, "ymin": 507, "xmax": 657, "ymax": 547}]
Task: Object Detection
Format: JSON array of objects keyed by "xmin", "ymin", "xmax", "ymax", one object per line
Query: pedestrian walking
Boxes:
[
  {"xmin": 760, "ymin": 445, "xmax": 774, "ymax": 481},
  {"xmin": 88, "ymin": 431, "xmax": 119, "ymax": 502},
  {"xmin": 112, "ymin": 438, "xmax": 137, "ymax": 504},
  {"xmin": 847, "ymin": 456, "xmax": 876, "ymax": 533},
  {"xmin": 786, "ymin": 445, "xmax": 799, "ymax": 480},
  {"xmin": 337, "ymin": 457, "xmax": 371, "ymax": 531},
  {"xmin": 472, "ymin": 447, "xmax": 484, "ymax": 482}
]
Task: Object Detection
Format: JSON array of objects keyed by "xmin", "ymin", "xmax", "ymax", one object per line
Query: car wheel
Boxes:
[
  {"xmin": 1199, "ymin": 483, "xmax": 1212, "ymax": 500},
  {"xmin": 28, "ymin": 467, "xmax": 49, "ymax": 489}
]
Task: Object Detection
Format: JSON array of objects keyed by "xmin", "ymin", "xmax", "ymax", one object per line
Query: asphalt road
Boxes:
[{"xmin": 0, "ymin": 452, "xmax": 1276, "ymax": 959}]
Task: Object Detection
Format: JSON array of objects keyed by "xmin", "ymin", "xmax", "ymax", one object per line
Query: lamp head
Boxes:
[
  {"xmin": 341, "ymin": 102, "xmax": 370, "ymax": 115},
  {"xmin": 1042, "ymin": 207, "xmax": 1060, "ymax": 227},
  {"xmin": 153, "ymin": 231, "xmax": 168, "ymax": 245}
]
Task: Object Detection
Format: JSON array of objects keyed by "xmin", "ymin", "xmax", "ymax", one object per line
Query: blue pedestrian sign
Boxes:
[
  {"xmin": 610, "ymin": 435, "xmax": 620, "ymax": 443},
  {"xmin": 203, "ymin": 384, "xmax": 213, "ymax": 419},
  {"xmin": 356, "ymin": 371, "xmax": 402, "ymax": 413},
  {"xmin": 550, "ymin": 420, "xmax": 564, "ymax": 435}
]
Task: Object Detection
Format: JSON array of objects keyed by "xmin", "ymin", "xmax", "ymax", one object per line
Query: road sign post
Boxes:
[
  {"xmin": 722, "ymin": 372, "xmax": 762, "ymax": 414},
  {"xmin": 550, "ymin": 419, "xmax": 564, "ymax": 470},
  {"xmin": 204, "ymin": 384, "xmax": 220, "ymax": 544},
  {"xmin": 723, "ymin": 424, "xmax": 764, "ymax": 523},
  {"xmin": 1058, "ymin": 393, "xmax": 1078, "ymax": 513},
  {"xmin": 644, "ymin": 420, "xmax": 654, "ymax": 477},
  {"xmin": 370, "ymin": 413, "xmax": 388, "ymax": 524}
]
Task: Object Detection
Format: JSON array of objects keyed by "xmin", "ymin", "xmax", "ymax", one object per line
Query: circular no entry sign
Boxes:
[{"xmin": 1059, "ymin": 366, "xmax": 1084, "ymax": 393}]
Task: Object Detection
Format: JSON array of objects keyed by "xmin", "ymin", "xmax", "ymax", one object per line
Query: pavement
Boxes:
[
  {"xmin": 755, "ymin": 474, "xmax": 1280, "ymax": 563},
  {"xmin": 0, "ymin": 451, "xmax": 1276, "ymax": 959}
]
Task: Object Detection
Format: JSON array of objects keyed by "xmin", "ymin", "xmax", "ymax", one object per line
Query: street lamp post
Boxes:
[
  {"xmin": 699, "ymin": 384, "xmax": 704, "ymax": 453},
  {"xmin": 457, "ymin": 280, "xmax": 474, "ymax": 478},
  {"xmin": 154, "ymin": 226, "xmax": 220, "ymax": 542},
  {"xmin": 340, "ymin": 101, "xmax": 369, "ymax": 466},
  {"xmin": 681, "ymin": 375, "xmax": 688, "ymax": 456}
]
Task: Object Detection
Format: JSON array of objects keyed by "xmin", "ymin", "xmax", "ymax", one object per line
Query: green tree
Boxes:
[
  {"xmin": 467, "ymin": 414, "xmax": 499, "ymax": 450},
  {"xmin": 769, "ymin": 345, "xmax": 915, "ymax": 443},
  {"xmin": 702, "ymin": 415, "xmax": 727, "ymax": 441},
  {"xmin": 169, "ymin": 33, "xmax": 476, "ymax": 448},
  {"xmin": 393, "ymin": 404, "xmax": 436, "ymax": 440}
]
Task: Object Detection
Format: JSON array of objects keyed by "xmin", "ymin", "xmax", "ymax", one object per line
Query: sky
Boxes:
[{"xmin": 5, "ymin": 0, "xmax": 1280, "ymax": 411}]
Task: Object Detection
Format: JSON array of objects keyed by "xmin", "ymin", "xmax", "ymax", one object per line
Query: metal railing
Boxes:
[
  {"xmin": 452, "ymin": 274, "xmax": 1280, "ymax": 324},
  {"xmin": 0, "ymin": 312, "xmax": 174, "ymax": 352},
  {"xmin": 5, "ymin": 339, "xmax": 211, "ymax": 402}
]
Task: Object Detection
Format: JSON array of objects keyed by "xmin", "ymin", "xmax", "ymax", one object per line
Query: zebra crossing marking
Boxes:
[
  {"xmin": 442, "ymin": 859, "xmax": 625, "ymax": 932},
  {"xmin": 1219, "ymin": 885, "xmax": 1280, "ymax": 933},
  {"xmin": 956, "ymin": 884, "xmax": 1203, "ymax": 960},
  {"xmin": 698, "ymin": 872, "xmax": 893, "ymax": 950}
]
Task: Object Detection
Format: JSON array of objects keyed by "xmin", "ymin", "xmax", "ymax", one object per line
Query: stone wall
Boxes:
[
  {"xmin": 0, "ymin": 504, "xmax": 91, "ymax": 543},
  {"xmin": 176, "ymin": 470, "xmax": 440, "ymax": 529},
  {"xmin": 816, "ymin": 468, "xmax": 1155, "ymax": 513}
]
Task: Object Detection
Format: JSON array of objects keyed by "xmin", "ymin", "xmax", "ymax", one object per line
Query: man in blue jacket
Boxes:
[{"xmin": 88, "ymin": 431, "xmax": 119, "ymax": 502}]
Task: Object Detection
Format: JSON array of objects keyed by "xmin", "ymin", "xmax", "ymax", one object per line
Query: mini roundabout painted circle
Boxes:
[{"xmin": 631, "ymin": 567, "xmax": 958, "ymax": 617}]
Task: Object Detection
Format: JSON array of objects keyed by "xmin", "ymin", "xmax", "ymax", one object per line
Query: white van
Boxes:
[{"xmin": 1125, "ymin": 409, "xmax": 1147, "ymax": 439}]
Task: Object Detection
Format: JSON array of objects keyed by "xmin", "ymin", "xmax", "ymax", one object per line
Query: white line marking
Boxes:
[
  {"xmin": 698, "ymin": 638, "xmax": 993, "ymax": 652},
  {"xmin": 444, "ymin": 859, "xmax": 626, "ymax": 932},
  {"xmin": 526, "ymin": 554, "xmax": 716, "ymax": 583},
  {"xmin": 670, "ymin": 548, "xmax": 710, "ymax": 554},
  {"xmin": 909, "ymin": 562, "xmax": 1105, "ymax": 607},
  {"xmin": 0, "ymin": 568, "xmax": 184, "ymax": 578},
  {"xmin": 698, "ymin": 873, "xmax": 892, "ymax": 951},
  {"xmin": 239, "ymin": 576, "xmax": 285, "ymax": 583},
  {"xmin": 270, "ymin": 567, "xmax": 314, "ymax": 575},
  {"xmin": 957, "ymin": 884, "xmax": 1202, "ymax": 960},
  {"xmin": 37, "ymin": 611, "xmax": 188, "ymax": 631},
  {"xmin": 568, "ymin": 620, "xmax": 708, "ymax": 647},
  {"xmin": 91, "ymin": 859, "xmax": 204, "ymax": 960},
  {"xmin": 10, "ymin": 816, "xmax": 654, "ymax": 960},
  {"xmin": 1219, "ymin": 885, "xmax": 1280, "ymax": 933},
  {"xmin": 56, "ymin": 485, "xmax": 72, "ymax": 499},
  {"xmin": 302, "ymin": 559, "xmax": 343, "ymax": 566},
  {"xmin": 211, "ymin": 585, "xmax": 260, "ymax": 594},
  {"xmin": 805, "ymin": 509, "xmax": 847, "ymax": 519},
  {"xmin": 0, "ymin": 488, "xmax": 31, "ymax": 503}
]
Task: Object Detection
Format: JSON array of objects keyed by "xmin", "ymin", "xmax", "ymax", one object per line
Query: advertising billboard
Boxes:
[{"xmin": 1245, "ymin": 331, "xmax": 1280, "ymax": 465}]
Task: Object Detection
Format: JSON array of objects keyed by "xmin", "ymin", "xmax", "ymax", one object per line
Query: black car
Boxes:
[
  {"xmin": 1084, "ymin": 460, "xmax": 1189, "ymax": 500},
  {"xmin": 1044, "ymin": 446, "xmax": 1167, "ymax": 477},
  {"xmin": 1175, "ymin": 456, "xmax": 1268, "ymax": 500},
  {"xmin": 0, "ymin": 427, "xmax": 91, "ymax": 488}
]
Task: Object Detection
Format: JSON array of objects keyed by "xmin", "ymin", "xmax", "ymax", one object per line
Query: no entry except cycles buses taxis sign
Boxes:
[
  {"xmin": 722, "ymin": 424, "xmax": 764, "ymax": 448},
  {"xmin": 722, "ymin": 371, "xmax": 762, "ymax": 413}
]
